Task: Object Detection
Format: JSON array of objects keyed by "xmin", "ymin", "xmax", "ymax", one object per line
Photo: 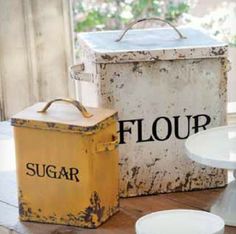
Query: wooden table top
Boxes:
[
  {"xmin": 1, "ymin": 173, "xmax": 236, "ymax": 234},
  {"xmin": 0, "ymin": 122, "xmax": 236, "ymax": 234}
]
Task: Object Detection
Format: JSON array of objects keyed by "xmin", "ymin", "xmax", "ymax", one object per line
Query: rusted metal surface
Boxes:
[
  {"xmin": 76, "ymin": 28, "xmax": 228, "ymax": 65},
  {"xmin": 11, "ymin": 102, "xmax": 118, "ymax": 135},
  {"xmin": 12, "ymin": 100, "xmax": 119, "ymax": 227},
  {"xmin": 0, "ymin": 139, "xmax": 234, "ymax": 234},
  {"xmin": 74, "ymin": 27, "xmax": 229, "ymax": 197},
  {"xmin": 11, "ymin": 115, "xmax": 117, "ymax": 135},
  {"xmin": 18, "ymin": 190, "xmax": 119, "ymax": 228}
]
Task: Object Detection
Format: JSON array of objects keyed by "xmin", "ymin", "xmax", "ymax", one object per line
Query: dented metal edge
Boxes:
[
  {"xmin": 77, "ymin": 34, "xmax": 228, "ymax": 65},
  {"xmin": 11, "ymin": 114, "xmax": 118, "ymax": 135},
  {"xmin": 91, "ymin": 45, "xmax": 228, "ymax": 64}
]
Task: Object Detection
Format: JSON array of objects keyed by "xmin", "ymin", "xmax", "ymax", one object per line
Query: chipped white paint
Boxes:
[
  {"xmin": 73, "ymin": 27, "xmax": 229, "ymax": 197},
  {"xmin": 77, "ymin": 27, "xmax": 228, "ymax": 63}
]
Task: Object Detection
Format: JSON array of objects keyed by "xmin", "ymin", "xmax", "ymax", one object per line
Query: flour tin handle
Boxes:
[
  {"xmin": 37, "ymin": 98, "xmax": 93, "ymax": 118},
  {"xmin": 70, "ymin": 64, "xmax": 85, "ymax": 78},
  {"xmin": 69, "ymin": 64, "xmax": 95, "ymax": 82},
  {"xmin": 96, "ymin": 135, "xmax": 119, "ymax": 152},
  {"xmin": 115, "ymin": 17, "xmax": 186, "ymax": 42}
]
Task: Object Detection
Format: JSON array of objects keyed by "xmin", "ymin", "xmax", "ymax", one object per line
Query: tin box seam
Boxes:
[
  {"xmin": 11, "ymin": 114, "xmax": 118, "ymax": 135},
  {"xmin": 90, "ymin": 45, "xmax": 228, "ymax": 64}
]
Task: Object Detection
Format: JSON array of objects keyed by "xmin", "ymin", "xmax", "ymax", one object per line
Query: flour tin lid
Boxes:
[
  {"xmin": 11, "ymin": 99, "xmax": 117, "ymax": 134},
  {"xmin": 78, "ymin": 27, "xmax": 228, "ymax": 64}
]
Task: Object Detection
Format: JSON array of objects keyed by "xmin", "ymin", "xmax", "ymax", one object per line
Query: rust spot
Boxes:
[
  {"xmin": 150, "ymin": 56, "xmax": 159, "ymax": 61},
  {"xmin": 99, "ymin": 64, "xmax": 106, "ymax": 70},
  {"xmin": 210, "ymin": 47, "xmax": 226, "ymax": 56},
  {"xmin": 192, "ymin": 60, "xmax": 201, "ymax": 64},
  {"xmin": 11, "ymin": 119, "xmax": 28, "ymax": 126},
  {"xmin": 107, "ymin": 96, "xmax": 112, "ymax": 102},
  {"xmin": 146, "ymin": 158, "xmax": 160, "ymax": 168},
  {"xmin": 167, "ymin": 182, "xmax": 172, "ymax": 190},
  {"xmin": 77, "ymin": 191, "xmax": 105, "ymax": 228},
  {"xmin": 127, "ymin": 182, "xmax": 133, "ymax": 190},
  {"xmin": 132, "ymin": 62, "xmax": 143, "ymax": 74},
  {"xmin": 18, "ymin": 189, "xmax": 117, "ymax": 228},
  {"xmin": 177, "ymin": 54, "xmax": 186, "ymax": 59},
  {"xmin": 46, "ymin": 122, "xmax": 56, "ymax": 128},
  {"xmin": 175, "ymin": 177, "xmax": 180, "ymax": 182},
  {"xmin": 113, "ymin": 72, "xmax": 120, "ymax": 77},
  {"xmin": 174, "ymin": 172, "xmax": 194, "ymax": 191},
  {"xmin": 159, "ymin": 68, "xmax": 168, "ymax": 73},
  {"xmin": 131, "ymin": 166, "xmax": 140, "ymax": 178},
  {"xmin": 101, "ymin": 54, "xmax": 118, "ymax": 61},
  {"xmin": 145, "ymin": 171, "xmax": 160, "ymax": 194},
  {"xmin": 116, "ymin": 84, "xmax": 124, "ymax": 89}
]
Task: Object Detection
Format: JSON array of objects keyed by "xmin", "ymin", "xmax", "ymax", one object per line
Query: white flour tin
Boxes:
[{"xmin": 72, "ymin": 21, "xmax": 229, "ymax": 197}]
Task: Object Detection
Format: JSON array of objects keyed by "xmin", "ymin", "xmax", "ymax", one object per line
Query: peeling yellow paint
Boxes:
[{"xmin": 12, "ymin": 100, "xmax": 119, "ymax": 228}]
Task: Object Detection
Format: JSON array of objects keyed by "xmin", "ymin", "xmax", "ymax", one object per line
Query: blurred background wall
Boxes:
[
  {"xmin": 0, "ymin": 0, "xmax": 235, "ymax": 120},
  {"xmin": 188, "ymin": 0, "xmax": 236, "ymax": 103},
  {"xmin": 0, "ymin": 0, "xmax": 75, "ymax": 120}
]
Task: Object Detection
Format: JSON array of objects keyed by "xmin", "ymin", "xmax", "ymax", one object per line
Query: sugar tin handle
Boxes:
[
  {"xmin": 96, "ymin": 135, "xmax": 119, "ymax": 152},
  {"xmin": 37, "ymin": 98, "xmax": 93, "ymax": 118},
  {"xmin": 115, "ymin": 17, "xmax": 186, "ymax": 42}
]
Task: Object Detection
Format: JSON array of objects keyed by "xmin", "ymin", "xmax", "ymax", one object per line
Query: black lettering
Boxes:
[
  {"xmin": 192, "ymin": 114, "xmax": 211, "ymax": 133},
  {"xmin": 136, "ymin": 119, "xmax": 154, "ymax": 143},
  {"xmin": 70, "ymin": 168, "xmax": 79, "ymax": 182},
  {"xmin": 58, "ymin": 167, "xmax": 69, "ymax": 180},
  {"xmin": 152, "ymin": 117, "xmax": 172, "ymax": 141},
  {"xmin": 26, "ymin": 162, "xmax": 80, "ymax": 183},
  {"xmin": 118, "ymin": 119, "xmax": 137, "ymax": 144},
  {"xmin": 35, "ymin": 164, "xmax": 46, "ymax": 177},
  {"xmin": 46, "ymin": 165, "xmax": 57, "ymax": 178},
  {"xmin": 26, "ymin": 163, "xmax": 36, "ymax": 176},
  {"xmin": 174, "ymin": 115, "xmax": 192, "ymax": 139}
]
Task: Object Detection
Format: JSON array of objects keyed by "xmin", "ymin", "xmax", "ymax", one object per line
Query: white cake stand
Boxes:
[
  {"xmin": 135, "ymin": 209, "xmax": 224, "ymax": 234},
  {"xmin": 185, "ymin": 125, "xmax": 236, "ymax": 226}
]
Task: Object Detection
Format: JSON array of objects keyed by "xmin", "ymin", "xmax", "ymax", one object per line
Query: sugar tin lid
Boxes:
[{"xmin": 11, "ymin": 99, "xmax": 117, "ymax": 134}]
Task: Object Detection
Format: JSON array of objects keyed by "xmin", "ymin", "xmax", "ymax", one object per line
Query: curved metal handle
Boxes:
[
  {"xmin": 37, "ymin": 98, "xmax": 93, "ymax": 118},
  {"xmin": 96, "ymin": 135, "xmax": 119, "ymax": 152},
  {"xmin": 115, "ymin": 17, "xmax": 186, "ymax": 42},
  {"xmin": 69, "ymin": 64, "xmax": 84, "ymax": 79}
]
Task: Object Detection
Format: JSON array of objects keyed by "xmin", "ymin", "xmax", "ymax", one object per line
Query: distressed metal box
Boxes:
[
  {"xmin": 11, "ymin": 98, "xmax": 119, "ymax": 228},
  {"xmin": 72, "ymin": 26, "xmax": 229, "ymax": 197}
]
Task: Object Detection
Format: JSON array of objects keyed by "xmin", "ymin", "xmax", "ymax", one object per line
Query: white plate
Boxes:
[
  {"xmin": 185, "ymin": 125, "xmax": 236, "ymax": 170},
  {"xmin": 135, "ymin": 209, "xmax": 224, "ymax": 234}
]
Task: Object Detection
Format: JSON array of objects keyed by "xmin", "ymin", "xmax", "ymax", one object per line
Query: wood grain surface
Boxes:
[
  {"xmin": 0, "ymin": 171, "xmax": 236, "ymax": 234},
  {"xmin": 0, "ymin": 122, "xmax": 235, "ymax": 234}
]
